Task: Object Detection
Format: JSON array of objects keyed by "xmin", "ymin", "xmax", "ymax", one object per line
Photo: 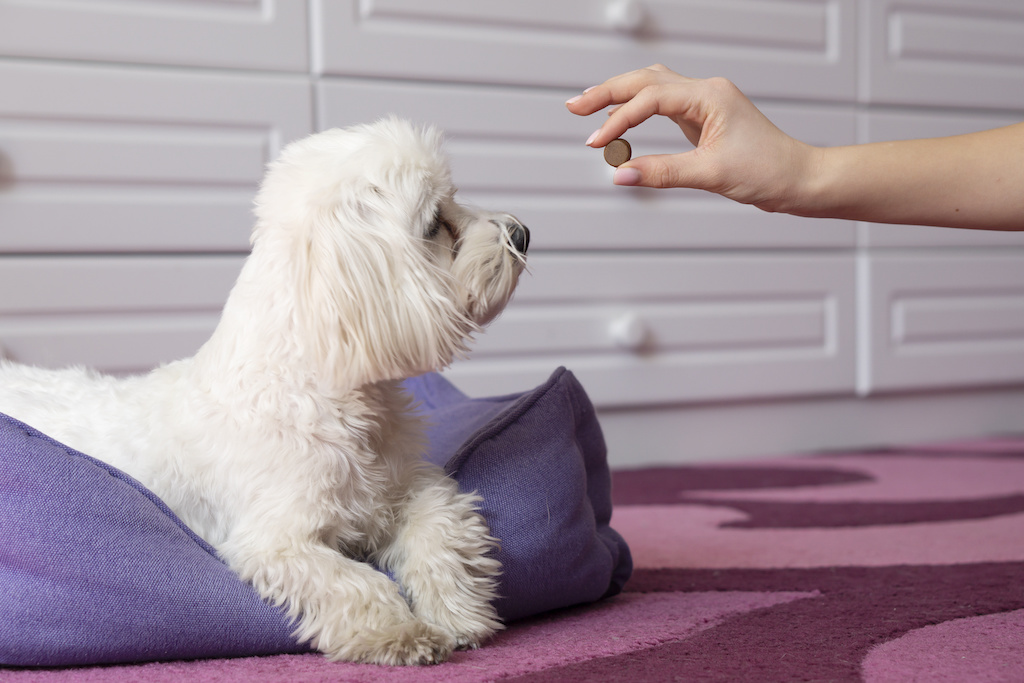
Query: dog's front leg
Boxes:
[
  {"xmin": 220, "ymin": 535, "xmax": 455, "ymax": 664},
  {"xmin": 377, "ymin": 469, "xmax": 503, "ymax": 650}
]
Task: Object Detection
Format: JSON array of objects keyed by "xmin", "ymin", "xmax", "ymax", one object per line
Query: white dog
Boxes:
[{"xmin": 0, "ymin": 118, "xmax": 529, "ymax": 665}]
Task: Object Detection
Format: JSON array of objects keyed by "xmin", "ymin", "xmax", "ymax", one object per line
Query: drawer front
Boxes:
[
  {"xmin": 0, "ymin": 256, "xmax": 243, "ymax": 374},
  {"xmin": 0, "ymin": 62, "xmax": 312, "ymax": 253},
  {"xmin": 316, "ymin": 0, "xmax": 856, "ymax": 101},
  {"xmin": 861, "ymin": 253, "xmax": 1024, "ymax": 394},
  {"xmin": 0, "ymin": 0, "xmax": 309, "ymax": 72},
  {"xmin": 1, "ymin": 253, "xmax": 857, "ymax": 405},
  {"xmin": 445, "ymin": 253, "xmax": 856, "ymax": 407},
  {"xmin": 318, "ymin": 79, "xmax": 857, "ymax": 250},
  {"xmin": 862, "ymin": 0, "xmax": 1024, "ymax": 109}
]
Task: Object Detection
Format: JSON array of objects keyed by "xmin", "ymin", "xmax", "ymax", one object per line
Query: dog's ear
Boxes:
[{"xmin": 292, "ymin": 185, "xmax": 475, "ymax": 388}]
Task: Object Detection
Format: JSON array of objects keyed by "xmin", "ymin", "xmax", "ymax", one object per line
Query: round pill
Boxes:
[{"xmin": 604, "ymin": 138, "xmax": 632, "ymax": 167}]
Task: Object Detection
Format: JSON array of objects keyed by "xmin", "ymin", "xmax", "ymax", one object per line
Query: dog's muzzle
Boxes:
[{"xmin": 491, "ymin": 216, "xmax": 530, "ymax": 255}]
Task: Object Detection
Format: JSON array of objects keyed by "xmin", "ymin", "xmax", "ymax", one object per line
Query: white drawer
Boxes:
[
  {"xmin": 316, "ymin": 0, "xmax": 857, "ymax": 102},
  {"xmin": 0, "ymin": 62, "xmax": 312, "ymax": 253},
  {"xmin": 862, "ymin": 0, "xmax": 1024, "ymax": 110},
  {"xmin": 318, "ymin": 79, "xmax": 857, "ymax": 250},
  {"xmin": 860, "ymin": 252, "xmax": 1024, "ymax": 394},
  {"xmin": 0, "ymin": 0, "xmax": 309, "ymax": 72},
  {"xmin": 0, "ymin": 256, "xmax": 243, "ymax": 374},
  {"xmin": 445, "ymin": 253, "xmax": 857, "ymax": 407}
]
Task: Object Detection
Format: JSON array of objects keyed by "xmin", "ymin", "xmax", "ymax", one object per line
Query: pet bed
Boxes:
[{"xmin": 0, "ymin": 367, "xmax": 630, "ymax": 666}]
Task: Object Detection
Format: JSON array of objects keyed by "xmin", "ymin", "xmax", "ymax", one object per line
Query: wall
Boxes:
[{"xmin": 2, "ymin": 0, "xmax": 1024, "ymax": 467}]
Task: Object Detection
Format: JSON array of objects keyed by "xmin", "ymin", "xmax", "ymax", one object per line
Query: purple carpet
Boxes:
[{"xmin": 5, "ymin": 436, "xmax": 1024, "ymax": 682}]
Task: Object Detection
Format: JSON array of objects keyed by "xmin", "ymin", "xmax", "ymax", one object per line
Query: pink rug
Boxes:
[{"xmin": 5, "ymin": 437, "xmax": 1024, "ymax": 682}]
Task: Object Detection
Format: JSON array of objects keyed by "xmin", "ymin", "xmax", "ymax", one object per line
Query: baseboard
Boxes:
[{"xmin": 598, "ymin": 387, "xmax": 1024, "ymax": 468}]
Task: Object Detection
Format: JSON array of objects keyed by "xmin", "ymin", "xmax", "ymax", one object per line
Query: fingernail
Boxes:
[
  {"xmin": 613, "ymin": 167, "xmax": 641, "ymax": 186},
  {"xmin": 568, "ymin": 86, "xmax": 596, "ymax": 106},
  {"xmin": 585, "ymin": 129, "xmax": 600, "ymax": 146}
]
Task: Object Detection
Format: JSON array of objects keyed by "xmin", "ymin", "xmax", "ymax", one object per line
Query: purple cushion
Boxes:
[
  {"xmin": 0, "ymin": 367, "xmax": 629, "ymax": 665},
  {"xmin": 405, "ymin": 367, "xmax": 632, "ymax": 621},
  {"xmin": 0, "ymin": 415, "xmax": 305, "ymax": 666}
]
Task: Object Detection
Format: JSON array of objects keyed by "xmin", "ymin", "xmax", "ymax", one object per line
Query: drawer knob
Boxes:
[
  {"xmin": 606, "ymin": 0, "xmax": 645, "ymax": 32},
  {"xmin": 609, "ymin": 312, "xmax": 649, "ymax": 351}
]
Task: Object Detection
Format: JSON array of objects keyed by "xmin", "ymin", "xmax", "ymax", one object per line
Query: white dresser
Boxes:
[{"xmin": 2, "ymin": 0, "xmax": 1023, "ymax": 466}]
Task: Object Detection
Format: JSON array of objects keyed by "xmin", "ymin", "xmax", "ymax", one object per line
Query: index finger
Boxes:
[
  {"xmin": 585, "ymin": 79, "xmax": 708, "ymax": 149},
  {"xmin": 565, "ymin": 64, "xmax": 693, "ymax": 115}
]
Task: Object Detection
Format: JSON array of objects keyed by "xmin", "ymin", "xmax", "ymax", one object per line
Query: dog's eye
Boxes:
[{"xmin": 426, "ymin": 216, "xmax": 454, "ymax": 240}]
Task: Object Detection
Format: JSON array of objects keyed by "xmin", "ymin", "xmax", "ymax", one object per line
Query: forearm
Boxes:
[{"xmin": 791, "ymin": 123, "xmax": 1024, "ymax": 231}]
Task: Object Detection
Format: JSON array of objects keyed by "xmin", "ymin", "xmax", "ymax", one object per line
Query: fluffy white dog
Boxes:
[{"xmin": 0, "ymin": 118, "xmax": 529, "ymax": 665}]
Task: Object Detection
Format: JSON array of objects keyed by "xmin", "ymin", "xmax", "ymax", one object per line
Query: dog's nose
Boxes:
[{"xmin": 509, "ymin": 223, "xmax": 530, "ymax": 254}]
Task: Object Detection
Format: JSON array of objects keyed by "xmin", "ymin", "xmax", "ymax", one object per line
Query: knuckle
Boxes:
[
  {"xmin": 703, "ymin": 77, "xmax": 740, "ymax": 98},
  {"xmin": 645, "ymin": 161, "xmax": 676, "ymax": 189}
]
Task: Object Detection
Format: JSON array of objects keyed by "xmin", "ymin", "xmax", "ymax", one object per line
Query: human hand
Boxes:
[{"xmin": 566, "ymin": 64, "xmax": 820, "ymax": 214}]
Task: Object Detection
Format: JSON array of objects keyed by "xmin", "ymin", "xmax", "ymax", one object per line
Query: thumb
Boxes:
[{"xmin": 612, "ymin": 152, "xmax": 709, "ymax": 190}]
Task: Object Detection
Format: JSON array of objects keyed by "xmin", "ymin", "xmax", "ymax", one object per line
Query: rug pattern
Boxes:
[{"xmin": 4, "ymin": 438, "xmax": 1024, "ymax": 682}]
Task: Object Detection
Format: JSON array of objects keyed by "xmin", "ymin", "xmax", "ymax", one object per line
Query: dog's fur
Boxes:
[{"xmin": 0, "ymin": 118, "xmax": 528, "ymax": 665}]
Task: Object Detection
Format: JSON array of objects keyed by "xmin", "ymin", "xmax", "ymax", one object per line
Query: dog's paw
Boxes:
[
  {"xmin": 328, "ymin": 620, "xmax": 455, "ymax": 666},
  {"xmin": 451, "ymin": 630, "xmax": 486, "ymax": 651},
  {"xmin": 413, "ymin": 584, "xmax": 503, "ymax": 652},
  {"xmin": 447, "ymin": 605, "xmax": 504, "ymax": 652},
  {"xmin": 410, "ymin": 554, "xmax": 504, "ymax": 651}
]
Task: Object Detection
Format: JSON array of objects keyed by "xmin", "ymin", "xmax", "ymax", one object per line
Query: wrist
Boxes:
[{"xmin": 781, "ymin": 144, "xmax": 833, "ymax": 219}]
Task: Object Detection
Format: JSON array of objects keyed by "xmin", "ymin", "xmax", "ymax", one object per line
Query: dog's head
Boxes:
[{"xmin": 250, "ymin": 117, "xmax": 528, "ymax": 387}]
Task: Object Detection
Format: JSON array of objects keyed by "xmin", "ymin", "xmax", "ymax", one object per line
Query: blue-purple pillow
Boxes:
[
  {"xmin": 0, "ymin": 367, "xmax": 630, "ymax": 666},
  {"xmin": 0, "ymin": 415, "xmax": 305, "ymax": 667},
  {"xmin": 405, "ymin": 366, "xmax": 631, "ymax": 621}
]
